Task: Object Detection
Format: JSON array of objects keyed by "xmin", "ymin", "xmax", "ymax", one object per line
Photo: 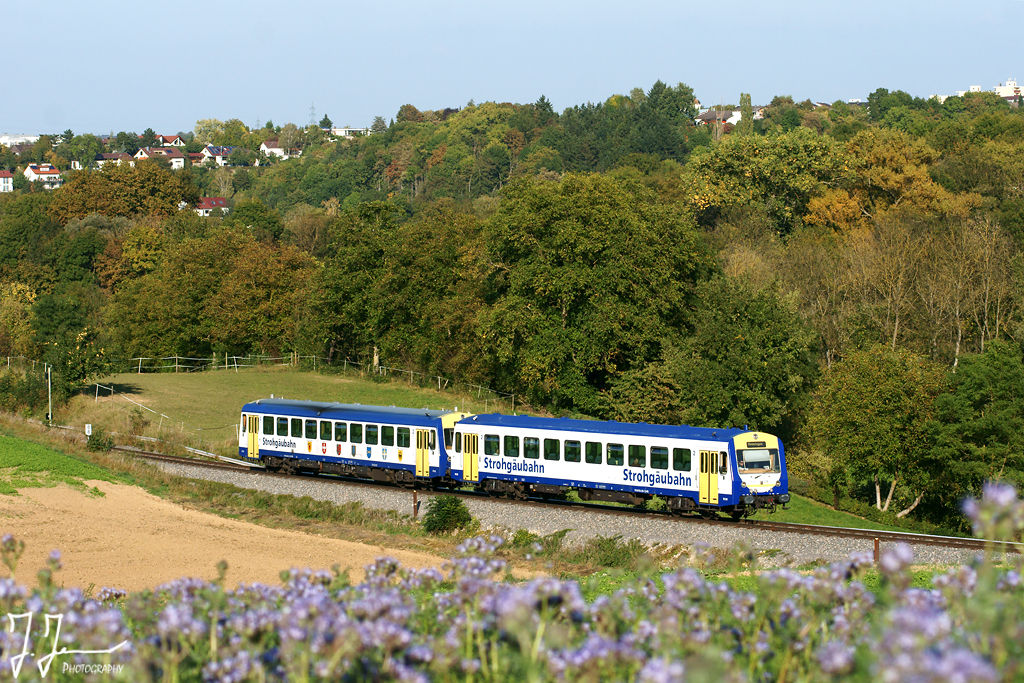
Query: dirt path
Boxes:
[{"xmin": 0, "ymin": 481, "xmax": 446, "ymax": 592}]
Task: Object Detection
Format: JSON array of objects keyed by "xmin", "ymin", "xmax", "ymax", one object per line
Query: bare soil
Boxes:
[{"xmin": 0, "ymin": 481, "xmax": 446, "ymax": 592}]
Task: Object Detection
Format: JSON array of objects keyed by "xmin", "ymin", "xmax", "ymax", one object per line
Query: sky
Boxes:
[{"xmin": 4, "ymin": 0, "xmax": 1023, "ymax": 136}]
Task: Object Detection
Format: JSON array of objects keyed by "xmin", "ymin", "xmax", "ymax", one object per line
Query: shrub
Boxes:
[
  {"xmin": 421, "ymin": 495, "xmax": 472, "ymax": 534},
  {"xmin": 86, "ymin": 427, "xmax": 114, "ymax": 452}
]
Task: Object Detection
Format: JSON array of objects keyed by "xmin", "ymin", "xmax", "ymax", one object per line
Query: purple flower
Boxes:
[
  {"xmin": 878, "ymin": 543, "xmax": 914, "ymax": 578},
  {"xmin": 817, "ymin": 640, "xmax": 855, "ymax": 674},
  {"xmin": 636, "ymin": 657, "xmax": 685, "ymax": 683}
]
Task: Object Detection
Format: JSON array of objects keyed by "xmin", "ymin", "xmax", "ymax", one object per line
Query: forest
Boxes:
[{"xmin": 1, "ymin": 82, "xmax": 1023, "ymax": 530}]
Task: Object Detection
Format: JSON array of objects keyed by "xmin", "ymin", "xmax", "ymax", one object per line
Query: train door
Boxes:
[
  {"xmin": 463, "ymin": 433, "xmax": 479, "ymax": 482},
  {"xmin": 416, "ymin": 429, "xmax": 430, "ymax": 477},
  {"xmin": 718, "ymin": 450, "xmax": 731, "ymax": 498},
  {"xmin": 699, "ymin": 450, "xmax": 718, "ymax": 505},
  {"xmin": 247, "ymin": 415, "xmax": 260, "ymax": 461}
]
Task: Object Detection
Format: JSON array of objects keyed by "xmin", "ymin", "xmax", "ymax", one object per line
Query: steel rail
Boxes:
[{"xmin": 116, "ymin": 447, "xmax": 1014, "ymax": 554}]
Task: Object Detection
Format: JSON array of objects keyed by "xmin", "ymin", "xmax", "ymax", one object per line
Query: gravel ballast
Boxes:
[{"xmin": 154, "ymin": 460, "xmax": 980, "ymax": 568}]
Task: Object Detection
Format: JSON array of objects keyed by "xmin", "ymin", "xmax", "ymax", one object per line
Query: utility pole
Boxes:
[{"xmin": 46, "ymin": 364, "xmax": 52, "ymax": 424}]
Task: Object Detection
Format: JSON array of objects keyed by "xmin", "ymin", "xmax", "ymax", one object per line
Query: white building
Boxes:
[
  {"xmin": 0, "ymin": 134, "xmax": 40, "ymax": 147},
  {"xmin": 0, "ymin": 170, "xmax": 13, "ymax": 192},
  {"xmin": 23, "ymin": 163, "xmax": 63, "ymax": 189}
]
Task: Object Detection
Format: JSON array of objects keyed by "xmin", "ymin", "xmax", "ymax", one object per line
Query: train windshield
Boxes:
[{"xmin": 737, "ymin": 448, "xmax": 781, "ymax": 473}]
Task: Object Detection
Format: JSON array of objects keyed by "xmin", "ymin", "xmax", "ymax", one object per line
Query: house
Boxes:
[
  {"xmin": 0, "ymin": 170, "xmax": 13, "ymax": 192},
  {"xmin": 200, "ymin": 145, "xmax": 236, "ymax": 167},
  {"xmin": 329, "ymin": 127, "xmax": 370, "ymax": 139},
  {"xmin": 259, "ymin": 139, "xmax": 300, "ymax": 161},
  {"xmin": 159, "ymin": 135, "xmax": 185, "ymax": 147},
  {"xmin": 23, "ymin": 163, "xmax": 63, "ymax": 189},
  {"xmin": 94, "ymin": 152, "xmax": 135, "ymax": 168},
  {"xmin": 695, "ymin": 108, "xmax": 743, "ymax": 127},
  {"xmin": 134, "ymin": 146, "xmax": 185, "ymax": 169},
  {"xmin": 195, "ymin": 197, "xmax": 230, "ymax": 217}
]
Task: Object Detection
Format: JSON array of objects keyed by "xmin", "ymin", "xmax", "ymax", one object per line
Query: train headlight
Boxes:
[
  {"xmin": 741, "ymin": 494, "xmax": 755, "ymax": 505},
  {"xmin": 776, "ymin": 493, "xmax": 791, "ymax": 504}
]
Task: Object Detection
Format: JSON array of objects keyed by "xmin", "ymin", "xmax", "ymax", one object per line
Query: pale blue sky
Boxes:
[{"xmin": 4, "ymin": 0, "xmax": 1022, "ymax": 136}]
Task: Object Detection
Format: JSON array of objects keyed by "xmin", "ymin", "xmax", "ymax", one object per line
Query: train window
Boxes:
[
  {"xmin": 484, "ymin": 435, "xmax": 500, "ymax": 456},
  {"xmin": 276, "ymin": 417, "xmax": 288, "ymax": 436},
  {"xmin": 382, "ymin": 426, "xmax": 394, "ymax": 446},
  {"xmin": 454, "ymin": 433, "xmax": 461, "ymax": 453},
  {"xmin": 444, "ymin": 429, "xmax": 453, "ymax": 449},
  {"xmin": 291, "ymin": 419, "xmax": 302, "ymax": 438},
  {"xmin": 318, "ymin": 421, "xmax": 329, "ymax": 441},
  {"xmin": 366, "ymin": 425, "xmax": 379, "ymax": 445},
  {"xmin": 720, "ymin": 451, "xmax": 728, "ymax": 475},
  {"xmin": 350, "ymin": 423, "xmax": 363, "ymax": 444},
  {"xmin": 504, "ymin": 435, "xmax": 519, "ymax": 457},
  {"xmin": 565, "ymin": 441, "xmax": 581, "ymax": 463},
  {"xmin": 241, "ymin": 415, "xmax": 246, "ymax": 433},
  {"xmin": 585, "ymin": 442, "xmax": 602, "ymax": 464},
  {"xmin": 544, "ymin": 439, "xmax": 560, "ymax": 461},
  {"xmin": 335, "ymin": 422, "xmax": 347, "ymax": 442},
  {"xmin": 524, "ymin": 437, "xmax": 540, "ymax": 459},
  {"xmin": 628, "ymin": 445, "xmax": 646, "ymax": 468},
  {"xmin": 429, "ymin": 431, "xmax": 437, "ymax": 449},
  {"xmin": 651, "ymin": 446, "xmax": 668, "ymax": 470},
  {"xmin": 398, "ymin": 427, "xmax": 410, "ymax": 448},
  {"xmin": 700, "ymin": 451, "xmax": 707, "ymax": 474},
  {"xmin": 737, "ymin": 448, "xmax": 780, "ymax": 473},
  {"xmin": 305, "ymin": 420, "xmax": 317, "ymax": 439},
  {"xmin": 262, "ymin": 416, "xmax": 273, "ymax": 435},
  {"xmin": 673, "ymin": 448, "xmax": 691, "ymax": 471},
  {"xmin": 607, "ymin": 444, "xmax": 624, "ymax": 466}
]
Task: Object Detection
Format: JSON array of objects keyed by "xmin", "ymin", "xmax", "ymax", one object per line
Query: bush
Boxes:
[
  {"xmin": 86, "ymin": 427, "xmax": 114, "ymax": 452},
  {"xmin": 421, "ymin": 495, "xmax": 472, "ymax": 534}
]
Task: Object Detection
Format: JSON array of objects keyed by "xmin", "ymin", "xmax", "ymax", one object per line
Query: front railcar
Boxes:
[{"xmin": 732, "ymin": 431, "xmax": 789, "ymax": 513}]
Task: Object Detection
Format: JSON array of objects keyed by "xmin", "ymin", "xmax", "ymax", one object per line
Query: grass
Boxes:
[
  {"xmin": 0, "ymin": 434, "xmax": 123, "ymax": 496},
  {"xmin": 60, "ymin": 365, "xmax": 522, "ymax": 457},
  {"xmin": 767, "ymin": 492, "xmax": 907, "ymax": 532}
]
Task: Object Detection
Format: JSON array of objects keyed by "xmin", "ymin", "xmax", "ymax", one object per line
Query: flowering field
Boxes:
[{"xmin": 2, "ymin": 485, "xmax": 1023, "ymax": 682}]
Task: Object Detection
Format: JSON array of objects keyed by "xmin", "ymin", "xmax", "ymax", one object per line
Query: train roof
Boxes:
[
  {"xmin": 457, "ymin": 413, "xmax": 750, "ymax": 441},
  {"xmin": 242, "ymin": 398, "xmax": 456, "ymax": 424}
]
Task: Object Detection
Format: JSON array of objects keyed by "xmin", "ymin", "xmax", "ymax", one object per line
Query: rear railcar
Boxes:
[{"xmin": 239, "ymin": 399, "xmax": 468, "ymax": 485}]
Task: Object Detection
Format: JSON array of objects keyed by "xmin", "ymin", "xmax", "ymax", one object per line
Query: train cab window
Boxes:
[
  {"xmin": 524, "ymin": 437, "xmax": 540, "ymax": 459},
  {"xmin": 544, "ymin": 439, "xmax": 560, "ymax": 461},
  {"xmin": 504, "ymin": 435, "xmax": 519, "ymax": 457},
  {"xmin": 673, "ymin": 448, "xmax": 692, "ymax": 472},
  {"xmin": 720, "ymin": 452, "xmax": 728, "ymax": 475},
  {"xmin": 366, "ymin": 425, "xmax": 379, "ymax": 445},
  {"xmin": 350, "ymin": 423, "xmax": 363, "ymax": 444},
  {"xmin": 335, "ymin": 422, "xmax": 347, "ymax": 442},
  {"xmin": 585, "ymin": 442, "xmax": 602, "ymax": 464},
  {"xmin": 628, "ymin": 445, "xmax": 646, "ymax": 468},
  {"xmin": 277, "ymin": 417, "xmax": 288, "ymax": 436},
  {"xmin": 651, "ymin": 446, "xmax": 668, "ymax": 470},
  {"xmin": 444, "ymin": 429, "xmax": 453, "ymax": 449},
  {"xmin": 607, "ymin": 444, "xmax": 624, "ymax": 466},
  {"xmin": 291, "ymin": 419, "xmax": 302, "ymax": 438},
  {"xmin": 484, "ymin": 434, "xmax": 500, "ymax": 456},
  {"xmin": 454, "ymin": 433, "xmax": 461, "ymax": 453},
  {"xmin": 737, "ymin": 448, "xmax": 780, "ymax": 473},
  {"xmin": 320, "ymin": 420, "xmax": 332, "ymax": 441},
  {"xmin": 397, "ymin": 427, "xmax": 410, "ymax": 448},
  {"xmin": 382, "ymin": 426, "xmax": 394, "ymax": 446},
  {"xmin": 263, "ymin": 416, "xmax": 274, "ymax": 435},
  {"xmin": 304, "ymin": 420, "xmax": 317, "ymax": 439},
  {"xmin": 565, "ymin": 441, "xmax": 581, "ymax": 463},
  {"xmin": 429, "ymin": 431, "xmax": 437, "ymax": 449},
  {"xmin": 241, "ymin": 414, "xmax": 247, "ymax": 433}
]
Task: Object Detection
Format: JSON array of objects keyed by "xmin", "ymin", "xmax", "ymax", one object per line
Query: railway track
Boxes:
[{"xmin": 114, "ymin": 446, "xmax": 1017, "ymax": 555}]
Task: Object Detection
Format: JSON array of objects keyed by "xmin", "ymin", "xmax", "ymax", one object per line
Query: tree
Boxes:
[
  {"xmin": 736, "ymin": 93, "xmax": 754, "ymax": 136},
  {"xmin": 194, "ymin": 119, "xmax": 225, "ymax": 145},
  {"xmin": 140, "ymin": 128, "xmax": 160, "ymax": 148},
  {"xmin": 809, "ymin": 345, "xmax": 945, "ymax": 517},
  {"xmin": 370, "ymin": 116, "xmax": 388, "ymax": 134},
  {"xmin": 224, "ymin": 198, "xmax": 283, "ymax": 241},
  {"xmin": 0, "ymin": 282, "xmax": 36, "ymax": 357},
  {"xmin": 319, "ymin": 114, "xmax": 333, "ymax": 129},
  {"xmin": 477, "ymin": 173, "xmax": 717, "ymax": 413}
]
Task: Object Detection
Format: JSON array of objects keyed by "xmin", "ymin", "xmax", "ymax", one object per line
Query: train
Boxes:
[{"xmin": 238, "ymin": 398, "xmax": 790, "ymax": 518}]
